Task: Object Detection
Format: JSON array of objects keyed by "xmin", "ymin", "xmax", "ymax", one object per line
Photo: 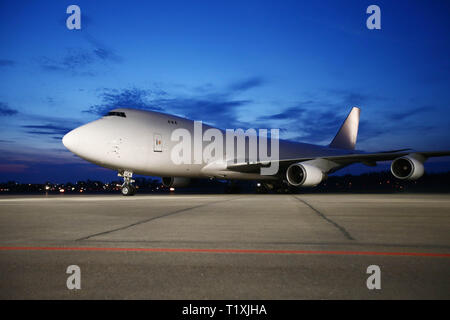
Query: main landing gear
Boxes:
[{"xmin": 118, "ymin": 170, "xmax": 136, "ymax": 196}]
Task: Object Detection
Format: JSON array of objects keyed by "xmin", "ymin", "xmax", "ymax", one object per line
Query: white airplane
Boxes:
[{"xmin": 62, "ymin": 107, "xmax": 450, "ymax": 195}]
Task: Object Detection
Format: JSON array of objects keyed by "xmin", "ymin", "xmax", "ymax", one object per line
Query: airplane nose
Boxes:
[
  {"xmin": 62, "ymin": 128, "xmax": 79, "ymax": 151},
  {"xmin": 62, "ymin": 120, "xmax": 107, "ymax": 161}
]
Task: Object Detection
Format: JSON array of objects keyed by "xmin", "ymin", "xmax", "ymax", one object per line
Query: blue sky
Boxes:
[{"xmin": 1, "ymin": 0, "xmax": 449, "ymax": 182}]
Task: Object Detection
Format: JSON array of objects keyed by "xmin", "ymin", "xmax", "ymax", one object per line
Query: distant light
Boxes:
[
  {"xmin": 169, "ymin": 187, "xmax": 175, "ymax": 192},
  {"xmin": 45, "ymin": 186, "xmax": 50, "ymax": 190},
  {"xmin": 257, "ymin": 183, "xmax": 261, "ymax": 187},
  {"xmin": 59, "ymin": 189, "xmax": 65, "ymax": 193}
]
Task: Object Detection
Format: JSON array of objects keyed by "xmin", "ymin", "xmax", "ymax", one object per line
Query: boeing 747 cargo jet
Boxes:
[{"xmin": 62, "ymin": 107, "xmax": 450, "ymax": 195}]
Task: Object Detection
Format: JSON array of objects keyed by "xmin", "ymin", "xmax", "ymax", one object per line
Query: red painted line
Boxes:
[{"xmin": 0, "ymin": 246, "xmax": 449, "ymax": 257}]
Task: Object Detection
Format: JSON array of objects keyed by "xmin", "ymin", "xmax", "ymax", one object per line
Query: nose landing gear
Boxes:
[{"xmin": 118, "ymin": 170, "xmax": 136, "ymax": 196}]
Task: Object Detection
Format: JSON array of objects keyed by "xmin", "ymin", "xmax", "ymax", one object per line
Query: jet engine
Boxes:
[
  {"xmin": 286, "ymin": 163, "xmax": 325, "ymax": 187},
  {"xmin": 162, "ymin": 177, "xmax": 191, "ymax": 188},
  {"xmin": 390, "ymin": 155, "xmax": 424, "ymax": 180}
]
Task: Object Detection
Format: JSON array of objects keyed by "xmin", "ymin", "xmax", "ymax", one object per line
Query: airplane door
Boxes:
[{"xmin": 153, "ymin": 133, "xmax": 162, "ymax": 152}]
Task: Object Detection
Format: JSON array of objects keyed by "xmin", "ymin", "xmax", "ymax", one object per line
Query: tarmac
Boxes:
[{"xmin": 0, "ymin": 193, "xmax": 449, "ymax": 299}]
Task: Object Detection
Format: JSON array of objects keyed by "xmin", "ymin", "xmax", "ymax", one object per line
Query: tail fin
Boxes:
[{"xmin": 329, "ymin": 107, "xmax": 360, "ymax": 150}]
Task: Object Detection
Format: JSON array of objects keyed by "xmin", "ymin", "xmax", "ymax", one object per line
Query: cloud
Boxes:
[
  {"xmin": 81, "ymin": 83, "xmax": 437, "ymax": 149},
  {"xmin": 287, "ymin": 110, "xmax": 346, "ymax": 144},
  {"xmin": 0, "ymin": 102, "xmax": 18, "ymax": 116},
  {"xmin": 22, "ymin": 124, "xmax": 73, "ymax": 136},
  {"xmin": 84, "ymin": 87, "xmax": 164, "ymax": 115},
  {"xmin": 38, "ymin": 50, "xmax": 96, "ymax": 76},
  {"xmin": 257, "ymin": 102, "xmax": 313, "ymax": 121},
  {"xmin": 255, "ymin": 96, "xmax": 368, "ymax": 144},
  {"xmin": 83, "ymin": 78, "xmax": 263, "ymax": 128},
  {"xmin": 0, "ymin": 59, "xmax": 15, "ymax": 67},
  {"xmin": 93, "ymin": 48, "xmax": 113, "ymax": 60},
  {"xmin": 387, "ymin": 106, "xmax": 434, "ymax": 120},
  {"xmin": 228, "ymin": 77, "xmax": 265, "ymax": 92},
  {"xmin": 38, "ymin": 33, "xmax": 122, "ymax": 76},
  {"xmin": 11, "ymin": 110, "xmax": 84, "ymax": 144},
  {"xmin": 62, "ymin": 50, "xmax": 95, "ymax": 69},
  {"xmin": 84, "ymin": 33, "xmax": 122, "ymax": 63},
  {"xmin": 84, "ymin": 88, "xmax": 252, "ymax": 128},
  {"xmin": 327, "ymin": 89, "xmax": 377, "ymax": 106},
  {"xmin": 0, "ymin": 143, "xmax": 79, "ymax": 166},
  {"xmin": 160, "ymin": 96, "xmax": 253, "ymax": 128},
  {"xmin": 356, "ymin": 120, "xmax": 388, "ymax": 143},
  {"xmin": 253, "ymin": 89, "xmax": 394, "ymax": 145}
]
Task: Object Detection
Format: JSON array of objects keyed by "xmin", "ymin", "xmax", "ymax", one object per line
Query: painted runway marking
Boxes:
[{"xmin": 0, "ymin": 246, "xmax": 449, "ymax": 257}]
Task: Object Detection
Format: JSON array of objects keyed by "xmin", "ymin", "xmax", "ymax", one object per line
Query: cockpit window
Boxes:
[{"xmin": 105, "ymin": 111, "xmax": 126, "ymax": 118}]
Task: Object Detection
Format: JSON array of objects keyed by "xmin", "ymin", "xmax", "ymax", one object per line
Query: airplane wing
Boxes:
[
  {"xmin": 226, "ymin": 108, "xmax": 450, "ymax": 174},
  {"xmin": 226, "ymin": 150, "xmax": 450, "ymax": 173}
]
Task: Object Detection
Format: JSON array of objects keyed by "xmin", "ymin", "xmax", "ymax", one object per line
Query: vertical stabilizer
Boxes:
[{"xmin": 329, "ymin": 107, "xmax": 360, "ymax": 150}]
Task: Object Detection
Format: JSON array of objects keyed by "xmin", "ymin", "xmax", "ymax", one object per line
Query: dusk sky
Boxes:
[{"xmin": 1, "ymin": 0, "xmax": 449, "ymax": 182}]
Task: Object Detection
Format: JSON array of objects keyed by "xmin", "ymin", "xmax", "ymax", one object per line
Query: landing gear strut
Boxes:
[{"xmin": 118, "ymin": 170, "xmax": 136, "ymax": 196}]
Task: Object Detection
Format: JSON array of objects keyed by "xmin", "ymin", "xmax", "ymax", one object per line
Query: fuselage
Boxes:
[{"xmin": 62, "ymin": 108, "xmax": 358, "ymax": 181}]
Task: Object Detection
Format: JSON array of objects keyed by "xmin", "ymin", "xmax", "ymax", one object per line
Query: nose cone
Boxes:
[
  {"xmin": 62, "ymin": 128, "xmax": 80, "ymax": 152},
  {"xmin": 62, "ymin": 121, "xmax": 108, "ymax": 162}
]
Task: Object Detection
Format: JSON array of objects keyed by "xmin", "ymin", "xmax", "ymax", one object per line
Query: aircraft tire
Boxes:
[{"xmin": 121, "ymin": 184, "xmax": 135, "ymax": 196}]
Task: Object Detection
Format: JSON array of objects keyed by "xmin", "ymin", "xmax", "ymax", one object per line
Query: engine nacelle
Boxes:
[
  {"xmin": 286, "ymin": 163, "xmax": 325, "ymax": 187},
  {"xmin": 390, "ymin": 155, "xmax": 424, "ymax": 180},
  {"xmin": 162, "ymin": 177, "xmax": 191, "ymax": 188}
]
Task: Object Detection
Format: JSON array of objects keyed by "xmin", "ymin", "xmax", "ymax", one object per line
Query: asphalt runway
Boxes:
[{"xmin": 0, "ymin": 193, "xmax": 449, "ymax": 299}]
